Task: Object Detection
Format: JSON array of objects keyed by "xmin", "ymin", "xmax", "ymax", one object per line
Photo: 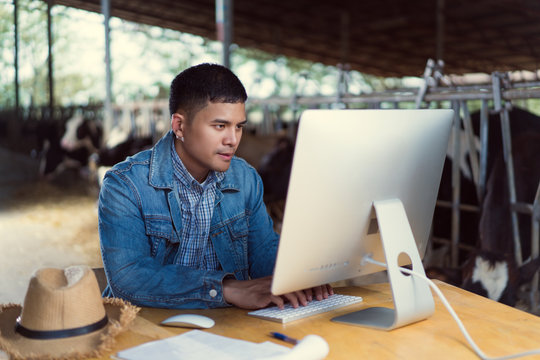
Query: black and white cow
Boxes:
[
  {"xmin": 37, "ymin": 109, "xmax": 158, "ymax": 186},
  {"xmin": 427, "ymin": 250, "xmax": 540, "ymax": 306},
  {"xmin": 88, "ymin": 104, "xmax": 170, "ymax": 187},
  {"xmin": 428, "ymin": 109, "xmax": 540, "ymax": 306},
  {"xmin": 37, "ymin": 112, "xmax": 102, "ymax": 180},
  {"xmin": 478, "ymin": 133, "xmax": 540, "ymax": 265},
  {"xmin": 431, "ymin": 126, "xmax": 481, "ymax": 257},
  {"xmin": 431, "ymin": 107, "xmax": 540, "ymax": 256},
  {"xmin": 88, "ymin": 134, "xmax": 154, "ymax": 188},
  {"xmin": 258, "ymin": 135, "xmax": 295, "ymax": 204},
  {"xmin": 256, "ymin": 135, "xmax": 295, "ymax": 232}
]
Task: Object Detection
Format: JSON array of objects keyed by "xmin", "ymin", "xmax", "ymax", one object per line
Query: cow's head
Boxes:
[
  {"xmin": 427, "ymin": 251, "xmax": 540, "ymax": 307},
  {"xmin": 60, "ymin": 113, "xmax": 102, "ymax": 152},
  {"xmin": 461, "ymin": 252, "xmax": 540, "ymax": 306}
]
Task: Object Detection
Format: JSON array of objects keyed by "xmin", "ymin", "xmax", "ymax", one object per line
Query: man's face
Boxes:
[{"xmin": 175, "ymin": 102, "xmax": 246, "ymax": 182}]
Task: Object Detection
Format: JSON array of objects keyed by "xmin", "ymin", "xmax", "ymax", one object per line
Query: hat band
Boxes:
[{"xmin": 14, "ymin": 315, "xmax": 109, "ymax": 340}]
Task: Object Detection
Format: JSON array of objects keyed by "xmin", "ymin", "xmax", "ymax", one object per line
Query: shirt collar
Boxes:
[{"xmin": 148, "ymin": 131, "xmax": 233, "ymax": 191}]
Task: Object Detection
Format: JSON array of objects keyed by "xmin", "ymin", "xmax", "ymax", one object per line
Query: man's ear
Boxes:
[{"xmin": 171, "ymin": 113, "xmax": 186, "ymax": 138}]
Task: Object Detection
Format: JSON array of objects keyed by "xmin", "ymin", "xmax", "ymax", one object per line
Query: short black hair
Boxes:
[{"xmin": 169, "ymin": 63, "xmax": 248, "ymax": 119}]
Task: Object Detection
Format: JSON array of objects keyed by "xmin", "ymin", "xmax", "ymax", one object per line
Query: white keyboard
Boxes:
[{"xmin": 247, "ymin": 294, "xmax": 363, "ymax": 323}]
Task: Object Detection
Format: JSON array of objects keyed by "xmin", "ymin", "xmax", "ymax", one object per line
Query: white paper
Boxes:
[{"xmin": 114, "ymin": 330, "xmax": 290, "ymax": 360}]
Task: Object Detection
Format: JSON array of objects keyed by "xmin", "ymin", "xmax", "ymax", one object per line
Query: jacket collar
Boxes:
[{"xmin": 149, "ymin": 131, "xmax": 239, "ymax": 192}]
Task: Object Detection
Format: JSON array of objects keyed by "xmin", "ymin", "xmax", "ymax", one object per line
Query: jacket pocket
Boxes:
[
  {"xmin": 225, "ymin": 214, "xmax": 249, "ymax": 275},
  {"xmin": 226, "ymin": 214, "xmax": 249, "ymax": 240},
  {"xmin": 144, "ymin": 216, "xmax": 179, "ymax": 262}
]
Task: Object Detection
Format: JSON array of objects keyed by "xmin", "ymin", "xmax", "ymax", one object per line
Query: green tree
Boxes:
[
  {"xmin": 0, "ymin": 0, "xmax": 403, "ymax": 111},
  {"xmin": 0, "ymin": 0, "xmax": 15, "ymax": 108}
]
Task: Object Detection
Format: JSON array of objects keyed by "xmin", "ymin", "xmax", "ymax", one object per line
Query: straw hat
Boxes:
[{"xmin": 0, "ymin": 265, "xmax": 139, "ymax": 360}]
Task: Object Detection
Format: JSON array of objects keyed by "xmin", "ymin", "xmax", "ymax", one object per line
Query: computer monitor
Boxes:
[{"xmin": 271, "ymin": 108, "xmax": 454, "ymax": 330}]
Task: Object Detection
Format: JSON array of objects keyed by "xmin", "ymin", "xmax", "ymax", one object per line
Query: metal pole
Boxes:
[
  {"xmin": 216, "ymin": 0, "xmax": 233, "ymax": 68},
  {"xmin": 451, "ymin": 100, "xmax": 462, "ymax": 267},
  {"xmin": 460, "ymin": 101, "xmax": 481, "ymax": 201},
  {"xmin": 478, "ymin": 100, "xmax": 489, "ymax": 202},
  {"xmin": 13, "ymin": 0, "xmax": 19, "ymax": 112},
  {"xmin": 102, "ymin": 0, "xmax": 113, "ymax": 145},
  {"xmin": 492, "ymin": 72, "xmax": 522, "ymax": 265},
  {"xmin": 340, "ymin": 11, "xmax": 350, "ymax": 66},
  {"xmin": 47, "ymin": 0, "xmax": 54, "ymax": 116},
  {"xmin": 337, "ymin": 12, "xmax": 350, "ymax": 107},
  {"xmin": 531, "ymin": 183, "xmax": 540, "ymax": 311},
  {"xmin": 436, "ymin": 0, "xmax": 445, "ymax": 61}
]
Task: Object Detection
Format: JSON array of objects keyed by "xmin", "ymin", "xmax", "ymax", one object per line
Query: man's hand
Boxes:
[{"xmin": 222, "ymin": 276, "xmax": 334, "ymax": 310}]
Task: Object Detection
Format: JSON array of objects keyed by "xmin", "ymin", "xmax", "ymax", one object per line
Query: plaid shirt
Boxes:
[{"xmin": 171, "ymin": 142, "xmax": 224, "ymax": 270}]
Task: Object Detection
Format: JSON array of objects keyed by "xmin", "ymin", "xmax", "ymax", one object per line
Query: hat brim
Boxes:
[{"xmin": 0, "ymin": 298, "xmax": 138, "ymax": 360}]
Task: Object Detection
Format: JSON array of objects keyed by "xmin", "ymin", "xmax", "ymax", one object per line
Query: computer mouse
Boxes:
[{"xmin": 160, "ymin": 314, "xmax": 215, "ymax": 329}]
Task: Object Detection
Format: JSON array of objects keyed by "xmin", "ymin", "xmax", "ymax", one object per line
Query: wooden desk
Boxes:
[{"xmin": 95, "ymin": 281, "xmax": 540, "ymax": 359}]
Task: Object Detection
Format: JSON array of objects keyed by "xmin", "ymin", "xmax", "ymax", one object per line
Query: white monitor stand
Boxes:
[{"xmin": 331, "ymin": 199, "xmax": 435, "ymax": 330}]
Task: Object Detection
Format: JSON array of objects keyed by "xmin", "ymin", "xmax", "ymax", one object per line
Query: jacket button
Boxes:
[{"xmin": 209, "ymin": 289, "xmax": 218, "ymax": 298}]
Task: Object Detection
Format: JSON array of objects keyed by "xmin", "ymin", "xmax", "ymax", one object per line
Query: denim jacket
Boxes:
[{"xmin": 98, "ymin": 131, "xmax": 279, "ymax": 309}]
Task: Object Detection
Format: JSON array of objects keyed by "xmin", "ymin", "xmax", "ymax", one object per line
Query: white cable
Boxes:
[{"xmin": 363, "ymin": 256, "xmax": 540, "ymax": 360}]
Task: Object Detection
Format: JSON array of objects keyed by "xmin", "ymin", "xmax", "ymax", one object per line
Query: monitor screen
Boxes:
[{"xmin": 271, "ymin": 109, "xmax": 453, "ymax": 329}]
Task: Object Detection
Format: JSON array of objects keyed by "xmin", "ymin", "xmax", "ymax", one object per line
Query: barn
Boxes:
[{"xmin": 0, "ymin": 0, "xmax": 539, "ymax": 326}]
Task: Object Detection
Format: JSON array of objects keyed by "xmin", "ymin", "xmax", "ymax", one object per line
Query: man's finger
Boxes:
[
  {"xmin": 295, "ymin": 290, "xmax": 308, "ymax": 306},
  {"xmin": 270, "ymin": 294, "xmax": 285, "ymax": 309},
  {"xmin": 312, "ymin": 285, "xmax": 323, "ymax": 300},
  {"xmin": 282, "ymin": 292, "xmax": 302, "ymax": 308},
  {"xmin": 326, "ymin": 283, "xmax": 334, "ymax": 296},
  {"xmin": 304, "ymin": 287, "xmax": 313, "ymax": 302}
]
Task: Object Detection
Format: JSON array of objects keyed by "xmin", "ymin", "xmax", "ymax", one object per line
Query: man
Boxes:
[{"xmin": 99, "ymin": 63, "xmax": 332, "ymax": 309}]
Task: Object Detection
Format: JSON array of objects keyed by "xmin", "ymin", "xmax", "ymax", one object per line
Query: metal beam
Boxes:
[
  {"xmin": 13, "ymin": 0, "xmax": 19, "ymax": 111},
  {"xmin": 450, "ymin": 100, "xmax": 462, "ymax": 267},
  {"xmin": 216, "ymin": 0, "xmax": 233, "ymax": 68},
  {"xmin": 102, "ymin": 0, "xmax": 113, "ymax": 144},
  {"xmin": 47, "ymin": 0, "xmax": 54, "ymax": 114},
  {"xmin": 436, "ymin": 0, "xmax": 445, "ymax": 61},
  {"xmin": 248, "ymin": 83, "xmax": 540, "ymax": 106},
  {"xmin": 340, "ymin": 11, "xmax": 350, "ymax": 65},
  {"xmin": 492, "ymin": 73, "xmax": 522, "ymax": 265}
]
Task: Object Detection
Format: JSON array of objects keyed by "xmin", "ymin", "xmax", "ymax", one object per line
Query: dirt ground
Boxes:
[{"xmin": 0, "ymin": 178, "xmax": 102, "ymax": 305}]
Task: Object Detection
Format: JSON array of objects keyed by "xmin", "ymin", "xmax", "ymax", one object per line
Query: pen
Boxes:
[{"xmin": 270, "ymin": 332, "xmax": 298, "ymax": 345}]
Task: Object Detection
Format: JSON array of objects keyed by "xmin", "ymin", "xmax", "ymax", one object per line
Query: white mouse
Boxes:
[{"xmin": 160, "ymin": 314, "xmax": 215, "ymax": 329}]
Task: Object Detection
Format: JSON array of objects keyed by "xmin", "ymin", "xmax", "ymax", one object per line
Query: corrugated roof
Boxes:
[{"xmin": 50, "ymin": 0, "xmax": 540, "ymax": 77}]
